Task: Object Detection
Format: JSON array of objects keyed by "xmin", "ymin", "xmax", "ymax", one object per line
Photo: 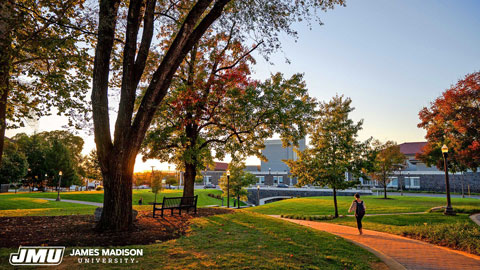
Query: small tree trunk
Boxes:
[
  {"xmin": 333, "ymin": 186, "xmax": 338, "ymax": 218},
  {"xmin": 237, "ymin": 194, "xmax": 240, "ymax": 209},
  {"xmin": 183, "ymin": 162, "xmax": 196, "ymax": 197},
  {"xmin": 383, "ymin": 181, "xmax": 387, "ymax": 199},
  {"xmin": 97, "ymin": 155, "xmax": 135, "ymax": 231}
]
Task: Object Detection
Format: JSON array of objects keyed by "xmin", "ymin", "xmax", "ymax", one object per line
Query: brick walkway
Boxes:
[{"xmin": 274, "ymin": 216, "xmax": 480, "ymax": 270}]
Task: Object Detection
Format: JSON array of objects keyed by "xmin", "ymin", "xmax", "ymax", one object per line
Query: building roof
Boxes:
[
  {"xmin": 399, "ymin": 142, "xmax": 427, "ymax": 155},
  {"xmin": 245, "ymin": 165, "xmax": 261, "ymax": 172},
  {"xmin": 212, "ymin": 162, "xmax": 228, "ymax": 171}
]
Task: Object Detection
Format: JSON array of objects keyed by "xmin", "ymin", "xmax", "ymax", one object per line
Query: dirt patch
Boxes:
[{"xmin": 0, "ymin": 208, "xmax": 232, "ymax": 247}]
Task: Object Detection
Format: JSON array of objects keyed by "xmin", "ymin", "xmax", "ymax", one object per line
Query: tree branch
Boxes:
[
  {"xmin": 130, "ymin": 0, "xmax": 231, "ymax": 152},
  {"xmin": 91, "ymin": 0, "xmax": 120, "ymax": 165},
  {"xmin": 214, "ymin": 41, "xmax": 263, "ymax": 73}
]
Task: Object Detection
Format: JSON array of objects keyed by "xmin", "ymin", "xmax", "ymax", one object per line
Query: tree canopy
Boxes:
[
  {"xmin": 140, "ymin": 21, "xmax": 317, "ymax": 198},
  {"xmin": 0, "ymin": 139, "xmax": 28, "ymax": 184},
  {"xmin": 12, "ymin": 130, "xmax": 85, "ymax": 187},
  {"xmin": 417, "ymin": 71, "xmax": 480, "ymax": 172},
  {"xmin": 0, "ymin": 0, "xmax": 93, "ymax": 165}
]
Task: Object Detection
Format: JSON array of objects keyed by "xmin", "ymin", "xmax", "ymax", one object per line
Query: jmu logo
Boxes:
[{"xmin": 9, "ymin": 246, "xmax": 65, "ymax": 266}]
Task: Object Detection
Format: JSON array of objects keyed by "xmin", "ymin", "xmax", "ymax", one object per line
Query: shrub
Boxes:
[
  {"xmin": 95, "ymin": 186, "xmax": 103, "ymax": 191},
  {"xmin": 401, "ymin": 222, "xmax": 480, "ymax": 255}
]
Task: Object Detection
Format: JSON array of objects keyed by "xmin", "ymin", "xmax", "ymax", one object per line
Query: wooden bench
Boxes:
[{"xmin": 153, "ymin": 195, "xmax": 198, "ymax": 217}]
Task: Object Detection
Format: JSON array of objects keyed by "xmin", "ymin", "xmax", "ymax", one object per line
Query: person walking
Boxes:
[{"xmin": 348, "ymin": 193, "xmax": 366, "ymax": 235}]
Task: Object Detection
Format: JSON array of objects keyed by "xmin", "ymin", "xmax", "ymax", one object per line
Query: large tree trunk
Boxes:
[
  {"xmin": 0, "ymin": 0, "xmax": 13, "ymax": 166},
  {"xmin": 97, "ymin": 151, "xmax": 136, "ymax": 231},
  {"xmin": 333, "ymin": 186, "xmax": 338, "ymax": 218},
  {"xmin": 183, "ymin": 162, "xmax": 196, "ymax": 197},
  {"xmin": 91, "ymin": 0, "xmax": 230, "ymax": 232}
]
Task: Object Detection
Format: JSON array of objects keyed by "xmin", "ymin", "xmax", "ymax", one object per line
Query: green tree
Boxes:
[
  {"xmin": 13, "ymin": 133, "xmax": 48, "ymax": 187},
  {"xmin": 219, "ymin": 162, "xmax": 256, "ymax": 208},
  {"xmin": 0, "ymin": 0, "xmax": 93, "ymax": 166},
  {"xmin": 151, "ymin": 171, "xmax": 164, "ymax": 204},
  {"xmin": 368, "ymin": 140, "xmax": 406, "ymax": 199},
  {"xmin": 13, "ymin": 131, "xmax": 84, "ymax": 188},
  {"xmin": 0, "ymin": 140, "xmax": 28, "ymax": 184},
  {"xmin": 286, "ymin": 95, "xmax": 368, "ymax": 218},
  {"xmin": 45, "ymin": 139, "xmax": 79, "ymax": 188},
  {"xmin": 164, "ymin": 175, "xmax": 177, "ymax": 188},
  {"xmin": 82, "ymin": 150, "xmax": 102, "ymax": 180}
]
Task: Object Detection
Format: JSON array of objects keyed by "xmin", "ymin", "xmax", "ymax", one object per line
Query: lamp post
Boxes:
[
  {"xmin": 399, "ymin": 167, "xmax": 403, "ymax": 196},
  {"xmin": 441, "ymin": 145, "xmax": 455, "ymax": 215},
  {"xmin": 268, "ymin": 168, "xmax": 271, "ymax": 186},
  {"xmin": 27, "ymin": 168, "xmax": 31, "ymax": 192},
  {"xmin": 226, "ymin": 170, "xmax": 230, "ymax": 208},
  {"xmin": 257, "ymin": 185, "xmax": 260, "ymax": 206},
  {"xmin": 56, "ymin": 171, "xmax": 63, "ymax": 201}
]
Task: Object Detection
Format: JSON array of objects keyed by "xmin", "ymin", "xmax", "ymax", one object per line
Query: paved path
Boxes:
[
  {"xmin": 40, "ymin": 198, "xmax": 102, "ymax": 207},
  {"xmin": 471, "ymin": 213, "xmax": 480, "ymax": 226},
  {"xmin": 272, "ymin": 216, "xmax": 480, "ymax": 270}
]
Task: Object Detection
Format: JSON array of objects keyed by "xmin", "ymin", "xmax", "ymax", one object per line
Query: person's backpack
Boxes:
[{"xmin": 356, "ymin": 201, "xmax": 365, "ymax": 216}]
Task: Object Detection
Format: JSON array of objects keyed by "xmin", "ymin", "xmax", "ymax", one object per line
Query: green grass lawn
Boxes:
[
  {"xmin": 248, "ymin": 195, "xmax": 480, "ymax": 216},
  {"xmin": 0, "ymin": 189, "xmax": 224, "ymax": 205},
  {"xmin": 0, "ymin": 189, "xmax": 229, "ymax": 217},
  {"xmin": 0, "ymin": 211, "xmax": 386, "ymax": 270}
]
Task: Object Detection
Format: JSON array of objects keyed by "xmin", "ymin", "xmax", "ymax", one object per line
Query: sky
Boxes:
[{"xmin": 6, "ymin": 0, "xmax": 480, "ymax": 172}]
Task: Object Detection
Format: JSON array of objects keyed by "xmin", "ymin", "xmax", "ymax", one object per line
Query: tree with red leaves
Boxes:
[
  {"xmin": 141, "ymin": 27, "xmax": 316, "ymax": 198},
  {"xmin": 417, "ymin": 72, "xmax": 480, "ymax": 173}
]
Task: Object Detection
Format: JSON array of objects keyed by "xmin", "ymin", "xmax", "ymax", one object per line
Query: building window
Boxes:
[
  {"xmin": 387, "ymin": 177, "xmax": 398, "ymax": 188},
  {"xmin": 405, "ymin": 177, "xmax": 420, "ymax": 189},
  {"xmin": 256, "ymin": 176, "xmax": 265, "ymax": 184},
  {"xmin": 273, "ymin": 176, "xmax": 283, "ymax": 184}
]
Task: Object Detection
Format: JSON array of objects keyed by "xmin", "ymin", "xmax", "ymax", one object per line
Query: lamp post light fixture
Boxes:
[
  {"xmin": 441, "ymin": 145, "xmax": 455, "ymax": 215},
  {"xmin": 226, "ymin": 170, "xmax": 230, "ymax": 208},
  {"xmin": 56, "ymin": 171, "xmax": 63, "ymax": 201},
  {"xmin": 257, "ymin": 185, "xmax": 260, "ymax": 206}
]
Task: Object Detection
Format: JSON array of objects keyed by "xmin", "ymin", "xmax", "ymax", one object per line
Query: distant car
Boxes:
[
  {"xmin": 138, "ymin": 185, "xmax": 150, "ymax": 189},
  {"xmin": 204, "ymin": 183, "xmax": 216, "ymax": 189},
  {"xmin": 276, "ymin": 183, "xmax": 289, "ymax": 188}
]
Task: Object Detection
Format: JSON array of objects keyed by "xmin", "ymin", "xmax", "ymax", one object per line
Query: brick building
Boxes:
[{"xmin": 360, "ymin": 142, "xmax": 480, "ymax": 193}]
